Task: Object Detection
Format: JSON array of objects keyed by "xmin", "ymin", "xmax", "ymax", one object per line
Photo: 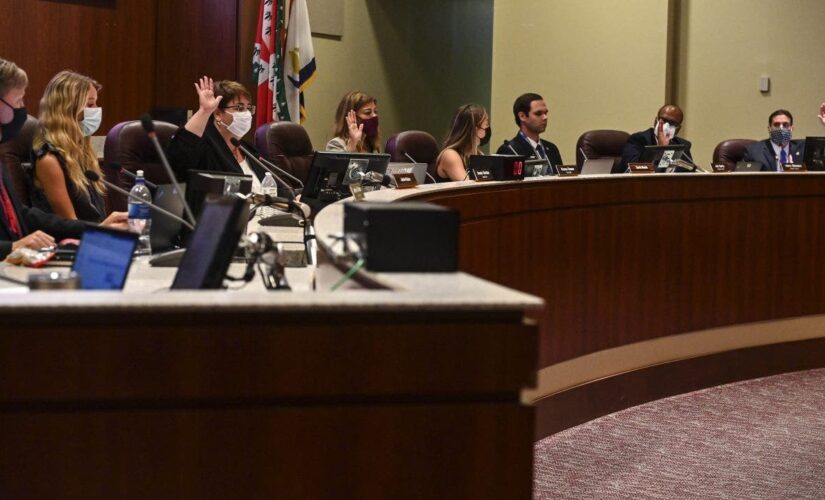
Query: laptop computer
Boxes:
[
  {"xmin": 71, "ymin": 226, "xmax": 139, "ymax": 290},
  {"xmin": 170, "ymin": 197, "xmax": 249, "ymax": 290},
  {"xmin": 580, "ymin": 158, "xmax": 615, "ymax": 176},
  {"xmin": 150, "ymin": 183, "xmax": 186, "ymax": 253},
  {"xmin": 640, "ymin": 144, "xmax": 686, "ymax": 172},
  {"xmin": 734, "ymin": 160, "xmax": 761, "ymax": 172},
  {"xmin": 386, "ymin": 162, "xmax": 427, "ymax": 185}
]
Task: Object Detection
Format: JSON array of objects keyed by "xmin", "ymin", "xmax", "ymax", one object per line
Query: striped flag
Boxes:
[
  {"xmin": 252, "ymin": 0, "xmax": 290, "ymax": 127},
  {"xmin": 284, "ymin": 0, "xmax": 316, "ymax": 123}
]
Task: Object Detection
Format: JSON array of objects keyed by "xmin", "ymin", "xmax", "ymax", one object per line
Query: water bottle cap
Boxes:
[{"xmin": 136, "ymin": 170, "xmax": 144, "ymax": 178}]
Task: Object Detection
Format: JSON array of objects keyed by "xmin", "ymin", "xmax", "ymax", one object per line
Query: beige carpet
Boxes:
[{"xmin": 534, "ymin": 368, "xmax": 825, "ymax": 499}]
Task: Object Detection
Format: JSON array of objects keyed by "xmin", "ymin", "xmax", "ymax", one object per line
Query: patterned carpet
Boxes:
[{"xmin": 534, "ymin": 368, "xmax": 825, "ymax": 499}]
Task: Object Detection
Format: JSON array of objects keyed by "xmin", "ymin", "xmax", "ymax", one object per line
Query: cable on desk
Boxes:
[{"xmin": 329, "ymin": 258, "xmax": 365, "ymax": 291}]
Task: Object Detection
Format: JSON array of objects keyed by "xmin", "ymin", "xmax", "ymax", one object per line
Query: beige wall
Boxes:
[
  {"xmin": 491, "ymin": 0, "xmax": 671, "ymax": 163},
  {"xmin": 675, "ymin": 0, "xmax": 825, "ymax": 165}
]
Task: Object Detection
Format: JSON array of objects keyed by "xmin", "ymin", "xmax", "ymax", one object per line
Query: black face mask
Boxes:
[
  {"xmin": 480, "ymin": 126, "xmax": 491, "ymax": 147},
  {"xmin": 0, "ymin": 98, "xmax": 27, "ymax": 144}
]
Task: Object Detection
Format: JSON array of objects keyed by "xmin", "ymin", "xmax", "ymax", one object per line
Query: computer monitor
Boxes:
[
  {"xmin": 802, "ymin": 137, "xmax": 825, "ymax": 172},
  {"xmin": 303, "ymin": 151, "xmax": 391, "ymax": 202},
  {"xmin": 170, "ymin": 197, "xmax": 249, "ymax": 290},
  {"xmin": 185, "ymin": 170, "xmax": 253, "ymax": 222},
  {"xmin": 640, "ymin": 144, "xmax": 686, "ymax": 172},
  {"xmin": 72, "ymin": 226, "xmax": 139, "ymax": 290}
]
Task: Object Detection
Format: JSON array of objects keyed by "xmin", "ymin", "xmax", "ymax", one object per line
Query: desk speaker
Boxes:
[{"xmin": 344, "ymin": 202, "xmax": 459, "ymax": 272}]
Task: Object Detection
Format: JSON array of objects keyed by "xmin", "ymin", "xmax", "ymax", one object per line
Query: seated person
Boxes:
[
  {"xmin": 743, "ymin": 109, "xmax": 805, "ymax": 171},
  {"xmin": 31, "ymin": 71, "xmax": 107, "ymax": 223},
  {"xmin": 166, "ymin": 77, "xmax": 264, "ymax": 192},
  {"xmin": 618, "ymin": 104, "xmax": 692, "ymax": 173},
  {"xmin": 0, "ymin": 58, "xmax": 126, "ymax": 259},
  {"xmin": 434, "ymin": 104, "xmax": 490, "ymax": 182},
  {"xmin": 325, "ymin": 91, "xmax": 380, "ymax": 153},
  {"xmin": 496, "ymin": 93, "xmax": 562, "ymax": 172}
]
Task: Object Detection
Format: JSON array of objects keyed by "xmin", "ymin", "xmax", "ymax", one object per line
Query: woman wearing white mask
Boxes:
[
  {"xmin": 166, "ymin": 77, "xmax": 265, "ymax": 192},
  {"xmin": 31, "ymin": 70, "xmax": 108, "ymax": 222}
]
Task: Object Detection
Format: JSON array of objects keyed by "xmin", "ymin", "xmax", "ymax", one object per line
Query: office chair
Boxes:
[
  {"xmin": 713, "ymin": 139, "xmax": 758, "ymax": 171},
  {"xmin": 0, "ymin": 114, "xmax": 39, "ymax": 206},
  {"xmin": 575, "ymin": 129, "xmax": 630, "ymax": 173},
  {"xmin": 256, "ymin": 121, "xmax": 314, "ymax": 189},
  {"xmin": 385, "ymin": 130, "xmax": 440, "ymax": 183}
]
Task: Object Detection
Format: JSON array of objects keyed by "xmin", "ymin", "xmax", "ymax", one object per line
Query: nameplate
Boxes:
[
  {"xmin": 472, "ymin": 169, "xmax": 494, "ymax": 182},
  {"xmin": 392, "ymin": 173, "xmax": 418, "ymax": 189},
  {"xmin": 348, "ymin": 181, "xmax": 366, "ymax": 201},
  {"xmin": 711, "ymin": 163, "xmax": 728, "ymax": 173},
  {"xmin": 783, "ymin": 163, "xmax": 806, "ymax": 172},
  {"xmin": 628, "ymin": 162, "xmax": 655, "ymax": 174},
  {"xmin": 557, "ymin": 165, "xmax": 579, "ymax": 177}
]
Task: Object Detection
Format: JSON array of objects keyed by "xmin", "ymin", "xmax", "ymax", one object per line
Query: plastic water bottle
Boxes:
[
  {"xmin": 259, "ymin": 172, "xmax": 279, "ymax": 219},
  {"xmin": 128, "ymin": 170, "xmax": 152, "ymax": 255}
]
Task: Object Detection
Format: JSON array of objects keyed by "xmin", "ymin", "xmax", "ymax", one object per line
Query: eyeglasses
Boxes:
[
  {"xmin": 222, "ymin": 104, "xmax": 256, "ymax": 114},
  {"xmin": 657, "ymin": 116, "xmax": 682, "ymax": 128}
]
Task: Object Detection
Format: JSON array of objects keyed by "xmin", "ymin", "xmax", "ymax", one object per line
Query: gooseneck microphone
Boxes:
[
  {"xmin": 111, "ymin": 163, "xmax": 158, "ymax": 189},
  {"xmin": 503, "ymin": 140, "xmax": 519, "ymax": 155},
  {"xmin": 84, "ymin": 171, "xmax": 194, "ymax": 230},
  {"xmin": 405, "ymin": 152, "xmax": 437, "ymax": 184},
  {"xmin": 230, "ymin": 138, "xmax": 303, "ymax": 195},
  {"xmin": 241, "ymin": 192, "xmax": 312, "ymax": 219},
  {"xmin": 140, "ymin": 114, "xmax": 197, "ymax": 226}
]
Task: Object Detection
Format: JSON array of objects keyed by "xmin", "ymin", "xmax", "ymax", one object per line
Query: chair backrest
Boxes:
[
  {"xmin": 103, "ymin": 120, "xmax": 178, "ymax": 212},
  {"xmin": 713, "ymin": 139, "xmax": 758, "ymax": 171},
  {"xmin": 575, "ymin": 129, "xmax": 630, "ymax": 171},
  {"xmin": 0, "ymin": 114, "xmax": 39, "ymax": 206},
  {"xmin": 257, "ymin": 121, "xmax": 314, "ymax": 188},
  {"xmin": 386, "ymin": 130, "xmax": 440, "ymax": 183}
]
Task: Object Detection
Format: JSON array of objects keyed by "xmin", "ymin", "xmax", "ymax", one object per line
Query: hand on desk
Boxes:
[
  {"xmin": 12, "ymin": 230, "xmax": 54, "ymax": 252},
  {"xmin": 101, "ymin": 211, "xmax": 128, "ymax": 230}
]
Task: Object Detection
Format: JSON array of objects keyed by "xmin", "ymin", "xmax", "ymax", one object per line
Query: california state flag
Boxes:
[{"xmin": 284, "ymin": 0, "xmax": 316, "ymax": 123}]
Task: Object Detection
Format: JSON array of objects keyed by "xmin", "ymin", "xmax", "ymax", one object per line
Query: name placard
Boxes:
[
  {"xmin": 557, "ymin": 165, "xmax": 579, "ymax": 177},
  {"xmin": 472, "ymin": 169, "xmax": 494, "ymax": 181},
  {"xmin": 783, "ymin": 163, "xmax": 806, "ymax": 172},
  {"xmin": 348, "ymin": 182, "xmax": 366, "ymax": 201},
  {"xmin": 711, "ymin": 163, "xmax": 728, "ymax": 173},
  {"xmin": 392, "ymin": 173, "xmax": 418, "ymax": 189},
  {"xmin": 628, "ymin": 162, "xmax": 655, "ymax": 174}
]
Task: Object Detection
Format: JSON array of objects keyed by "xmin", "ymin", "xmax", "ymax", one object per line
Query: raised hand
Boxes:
[
  {"xmin": 195, "ymin": 76, "xmax": 223, "ymax": 114},
  {"xmin": 345, "ymin": 109, "xmax": 364, "ymax": 151},
  {"xmin": 818, "ymin": 102, "xmax": 825, "ymax": 126}
]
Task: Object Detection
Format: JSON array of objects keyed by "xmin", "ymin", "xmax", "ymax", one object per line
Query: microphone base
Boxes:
[
  {"xmin": 258, "ymin": 212, "xmax": 304, "ymax": 227},
  {"xmin": 149, "ymin": 248, "xmax": 186, "ymax": 267}
]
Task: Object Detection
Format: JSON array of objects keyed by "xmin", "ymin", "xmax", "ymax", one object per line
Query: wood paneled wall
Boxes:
[{"xmin": 0, "ymin": 0, "xmax": 243, "ymax": 130}]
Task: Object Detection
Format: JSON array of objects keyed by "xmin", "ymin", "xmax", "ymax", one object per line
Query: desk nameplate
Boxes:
[{"xmin": 628, "ymin": 162, "xmax": 655, "ymax": 174}]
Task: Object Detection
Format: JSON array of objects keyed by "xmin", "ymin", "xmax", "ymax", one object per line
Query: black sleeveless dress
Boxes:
[{"xmin": 30, "ymin": 143, "xmax": 106, "ymax": 223}]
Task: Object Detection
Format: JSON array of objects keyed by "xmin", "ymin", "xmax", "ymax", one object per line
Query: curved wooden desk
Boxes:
[{"xmin": 347, "ymin": 173, "xmax": 825, "ymax": 438}]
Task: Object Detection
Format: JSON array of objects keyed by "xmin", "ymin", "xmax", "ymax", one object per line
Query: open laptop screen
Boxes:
[{"xmin": 71, "ymin": 226, "xmax": 138, "ymax": 290}]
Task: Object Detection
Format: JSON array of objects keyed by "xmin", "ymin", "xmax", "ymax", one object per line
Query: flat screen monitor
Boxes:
[
  {"xmin": 72, "ymin": 226, "xmax": 139, "ymax": 290},
  {"xmin": 185, "ymin": 170, "xmax": 253, "ymax": 222},
  {"xmin": 150, "ymin": 183, "xmax": 185, "ymax": 252},
  {"xmin": 640, "ymin": 145, "xmax": 686, "ymax": 172},
  {"xmin": 303, "ymin": 151, "xmax": 391, "ymax": 202},
  {"xmin": 802, "ymin": 137, "xmax": 825, "ymax": 172},
  {"xmin": 170, "ymin": 197, "xmax": 249, "ymax": 290}
]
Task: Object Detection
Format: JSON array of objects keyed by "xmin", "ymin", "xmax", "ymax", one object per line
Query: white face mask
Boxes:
[
  {"xmin": 225, "ymin": 110, "xmax": 252, "ymax": 138},
  {"xmin": 81, "ymin": 107, "xmax": 102, "ymax": 136}
]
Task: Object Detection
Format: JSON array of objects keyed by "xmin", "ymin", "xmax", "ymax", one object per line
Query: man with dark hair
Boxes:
[
  {"xmin": 618, "ymin": 104, "xmax": 693, "ymax": 173},
  {"xmin": 742, "ymin": 109, "xmax": 805, "ymax": 171},
  {"xmin": 496, "ymin": 93, "xmax": 562, "ymax": 172}
]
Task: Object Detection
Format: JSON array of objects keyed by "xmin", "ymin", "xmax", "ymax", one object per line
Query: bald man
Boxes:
[{"xmin": 617, "ymin": 104, "xmax": 693, "ymax": 173}]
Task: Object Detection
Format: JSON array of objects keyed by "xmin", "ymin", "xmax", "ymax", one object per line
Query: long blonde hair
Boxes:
[
  {"xmin": 33, "ymin": 70, "xmax": 105, "ymax": 195},
  {"xmin": 441, "ymin": 103, "xmax": 487, "ymax": 167},
  {"xmin": 331, "ymin": 90, "xmax": 380, "ymax": 153}
]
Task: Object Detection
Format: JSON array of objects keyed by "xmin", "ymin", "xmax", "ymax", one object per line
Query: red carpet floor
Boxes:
[{"xmin": 534, "ymin": 368, "xmax": 825, "ymax": 499}]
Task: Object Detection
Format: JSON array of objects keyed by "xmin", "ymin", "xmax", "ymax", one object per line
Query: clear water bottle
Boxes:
[
  {"xmin": 127, "ymin": 170, "xmax": 152, "ymax": 255},
  {"xmin": 259, "ymin": 172, "xmax": 279, "ymax": 218}
]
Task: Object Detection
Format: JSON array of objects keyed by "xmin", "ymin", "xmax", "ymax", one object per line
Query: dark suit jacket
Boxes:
[
  {"xmin": 618, "ymin": 128, "xmax": 693, "ymax": 173},
  {"xmin": 0, "ymin": 163, "xmax": 86, "ymax": 259},
  {"xmin": 742, "ymin": 139, "xmax": 805, "ymax": 172},
  {"xmin": 496, "ymin": 133, "xmax": 563, "ymax": 173},
  {"xmin": 166, "ymin": 119, "xmax": 265, "ymax": 183}
]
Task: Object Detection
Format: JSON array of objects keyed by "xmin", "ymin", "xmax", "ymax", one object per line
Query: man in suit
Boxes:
[
  {"xmin": 618, "ymin": 104, "xmax": 693, "ymax": 173},
  {"xmin": 496, "ymin": 93, "xmax": 563, "ymax": 173},
  {"xmin": 743, "ymin": 109, "xmax": 805, "ymax": 172}
]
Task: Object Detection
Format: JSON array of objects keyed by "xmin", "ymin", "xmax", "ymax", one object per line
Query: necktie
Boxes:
[
  {"xmin": 0, "ymin": 176, "xmax": 21, "ymax": 239},
  {"xmin": 536, "ymin": 143, "xmax": 547, "ymax": 160},
  {"xmin": 780, "ymin": 149, "xmax": 787, "ymax": 165}
]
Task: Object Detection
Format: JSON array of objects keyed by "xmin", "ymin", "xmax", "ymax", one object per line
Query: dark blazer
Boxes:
[
  {"xmin": 742, "ymin": 139, "xmax": 805, "ymax": 172},
  {"xmin": 0, "ymin": 163, "xmax": 86, "ymax": 259},
  {"xmin": 618, "ymin": 128, "xmax": 693, "ymax": 173},
  {"xmin": 166, "ymin": 119, "xmax": 266, "ymax": 183},
  {"xmin": 496, "ymin": 133, "xmax": 563, "ymax": 173}
]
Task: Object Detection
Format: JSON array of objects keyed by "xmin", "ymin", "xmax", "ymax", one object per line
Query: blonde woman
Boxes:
[
  {"xmin": 434, "ymin": 103, "xmax": 490, "ymax": 182},
  {"xmin": 31, "ymin": 70, "xmax": 107, "ymax": 222},
  {"xmin": 326, "ymin": 91, "xmax": 381, "ymax": 153}
]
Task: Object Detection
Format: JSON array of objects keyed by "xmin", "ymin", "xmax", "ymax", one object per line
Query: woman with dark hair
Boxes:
[
  {"xmin": 326, "ymin": 90, "xmax": 380, "ymax": 153},
  {"xmin": 166, "ymin": 76, "xmax": 265, "ymax": 191},
  {"xmin": 434, "ymin": 103, "xmax": 490, "ymax": 182}
]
